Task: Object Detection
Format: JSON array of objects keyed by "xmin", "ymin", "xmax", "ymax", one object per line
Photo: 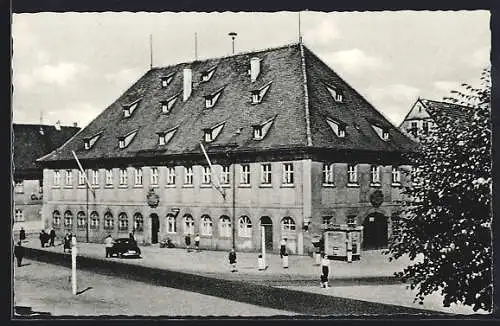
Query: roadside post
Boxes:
[
  {"xmin": 259, "ymin": 226, "xmax": 266, "ymax": 270},
  {"xmin": 71, "ymin": 236, "xmax": 77, "ymax": 295},
  {"xmin": 346, "ymin": 232, "xmax": 353, "ymax": 263}
]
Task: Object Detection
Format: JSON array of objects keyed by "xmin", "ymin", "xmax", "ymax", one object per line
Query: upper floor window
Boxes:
[
  {"xmin": 221, "ymin": 166, "xmax": 230, "ymax": 184},
  {"xmin": 261, "ymin": 163, "xmax": 272, "ymax": 185},
  {"xmin": 201, "ymin": 66, "xmax": 217, "ymax": 82},
  {"xmin": 372, "ymin": 124, "xmax": 390, "ymax": 141},
  {"xmin": 160, "ymin": 73, "xmax": 174, "ymax": 88},
  {"xmin": 250, "ymin": 81, "xmax": 272, "ymax": 104},
  {"xmin": 150, "ymin": 167, "xmax": 159, "ymax": 186},
  {"xmin": 371, "ymin": 165, "xmax": 381, "ymax": 184},
  {"xmin": 253, "ymin": 116, "xmax": 275, "ymax": 140},
  {"xmin": 78, "ymin": 170, "xmax": 86, "ymax": 186},
  {"xmin": 166, "ymin": 167, "xmax": 176, "ymax": 185},
  {"xmin": 64, "ymin": 170, "xmax": 73, "ymax": 186},
  {"xmin": 123, "ymin": 98, "xmax": 141, "ymax": 118},
  {"xmin": 240, "ymin": 164, "xmax": 250, "ymax": 185},
  {"xmin": 158, "ymin": 127, "xmax": 178, "ymax": 146},
  {"xmin": 91, "ymin": 169, "xmax": 99, "ymax": 186},
  {"xmin": 282, "ymin": 163, "xmax": 294, "ymax": 185},
  {"xmin": 325, "ymin": 84, "xmax": 343, "ymax": 102},
  {"xmin": 392, "ymin": 167, "xmax": 401, "ymax": 185},
  {"xmin": 15, "ymin": 181, "xmax": 24, "ymax": 193},
  {"xmin": 118, "ymin": 130, "xmax": 138, "ymax": 149},
  {"xmin": 422, "ymin": 121, "xmax": 429, "ymax": 134},
  {"xmin": 322, "ymin": 163, "xmax": 334, "ymax": 185},
  {"xmin": 204, "ymin": 88, "xmax": 224, "ymax": 109},
  {"xmin": 119, "ymin": 168, "xmax": 128, "ymax": 186},
  {"xmin": 134, "ymin": 168, "xmax": 143, "ymax": 186},
  {"xmin": 326, "ymin": 118, "xmax": 346, "ymax": 138},
  {"xmin": 347, "ymin": 164, "xmax": 358, "ymax": 184},
  {"xmin": 53, "ymin": 170, "xmax": 61, "ymax": 186},
  {"xmin": 184, "ymin": 166, "xmax": 193, "ymax": 185},
  {"xmin": 204, "ymin": 122, "xmax": 225, "ymax": 143},
  {"xmin": 161, "ymin": 93, "xmax": 180, "ymax": 114},
  {"xmin": 84, "ymin": 133, "xmax": 102, "ymax": 150},
  {"xmin": 105, "ymin": 169, "xmax": 113, "ymax": 186},
  {"xmin": 202, "ymin": 166, "xmax": 211, "ymax": 185}
]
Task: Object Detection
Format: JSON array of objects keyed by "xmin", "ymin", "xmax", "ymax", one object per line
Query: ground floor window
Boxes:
[
  {"xmin": 219, "ymin": 216, "xmax": 231, "ymax": 238},
  {"xmin": 64, "ymin": 211, "xmax": 73, "ymax": 227},
  {"xmin": 90, "ymin": 211, "xmax": 99, "ymax": 229},
  {"xmin": 118, "ymin": 213, "xmax": 129, "ymax": 231},
  {"xmin": 238, "ymin": 216, "xmax": 252, "ymax": 238},
  {"xmin": 166, "ymin": 214, "xmax": 176, "ymax": 233},
  {"xmin": 77, "ymin": 211, "xmax": 86, "ymax": 228},
  {"xmin": 134, "ymin": 213, "xmax": 144, "ymax": 232},
  {"xmin": 200, "ymin": 215, "xmax": 213, "ymax": 236},
  {"xmin": 281, "ymin": 216, "xmax": 296, "ymax": 238},
  {"xmin": 53, "ymin": 210, "xmax": 61, "ymax": 226},
  {"xmin": 15, "ymin": 209, "xmax": 24, "ymax": 222},
  {"xmin": 183, "ymin": 215, "xmax": 194, "ymax": 235},
  {"xmin": 104, "ymin": 212, "xmax": 114, "ymax": 230}
]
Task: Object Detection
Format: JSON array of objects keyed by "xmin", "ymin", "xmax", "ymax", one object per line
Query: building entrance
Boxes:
[
  {"xmin": 362, "ymin": 212, "xmax": 388, "ymax": 249},
  {"xmin": 260, "ymin": 216, "xmax": 273, "ymax": 251},
  {"xmin": 150, "ymin": 213, "xmax": 159, "ymax": 244}
]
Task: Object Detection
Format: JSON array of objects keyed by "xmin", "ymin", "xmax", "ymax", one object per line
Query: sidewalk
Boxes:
[{"xmin": 22, "ymin": 238, "xmax": 413, "ymax": 283}]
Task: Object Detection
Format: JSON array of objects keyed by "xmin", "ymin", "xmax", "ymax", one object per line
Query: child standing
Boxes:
[
  {"xmin": 320, "ymin": 252, "xmax": 330, "ymax": 288},
  {"xmin": 229, "ymin": 248, "xmax": 237, "ymax": 272}
]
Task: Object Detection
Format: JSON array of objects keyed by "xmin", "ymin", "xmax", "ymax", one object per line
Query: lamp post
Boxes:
[{"xmin": 228, "ymin": 32, "xmax": 237, "ymax": 55}]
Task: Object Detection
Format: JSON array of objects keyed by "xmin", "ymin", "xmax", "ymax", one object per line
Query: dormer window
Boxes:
[
  {"xmin": 325, "ymin": 84, "xmax": 343, "ymax": 102},
  {"xmin": 252, "ymin": 116, "xmax": 276, "ymax": 140},
  {"xmin": 157, "ymin": 126, "xmax": 178, "ymax": 146},
  {"xmin": 250, "ymin": 81, "xmax": 272, "ymax": 104},
  {"xmin": 123, "ymin": 98, "xmax": 141, "ymax": 118},
  {"xmin": 161, "ymin": 93, "xmax": 180, "ymax": 114},
  {"xmin": 204, "ymin": 88, "xmax": 224, "ymax": 109},
  {"xmin": 201, "ymin": 66, "xmax": 217, "ymax": 82},
  {"xmin": 118, "ymin": 130, "xmax": 138, "ymax": 149},
  {"xmin": 160, "ymin": 73, "xmax": 174, "ymax": 88},
  {"xmin": 372, "ymin": 124, "xmax": 390, "ymax": 141},
  {"xmin": 326, "ymin": 118, "xmax": 346, "ymax": 138},
  {"xmin": 203, "ymin": 122, "xmax": 225, "ymax": 143},
  {"xmin": 84, "ymin": 133, "xmax": 102, "ymax": 150}
]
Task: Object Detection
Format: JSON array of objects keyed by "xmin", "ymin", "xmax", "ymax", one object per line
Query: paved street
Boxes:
[{"xmin": 14, "ymin": 259, "xmax": 296, "ymax": 317}]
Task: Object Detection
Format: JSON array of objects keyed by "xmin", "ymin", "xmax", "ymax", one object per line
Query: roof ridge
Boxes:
[
  {"xmin": 299, "ymin": 42, "xmax": 312, "ymax": 147},
  {"xmin": 151, "ymin": 42, "xmax": 301, "ymax": 70},
  {"xmin": 13, "ymin": 123, "xmax": 80, "ymax": 129}
]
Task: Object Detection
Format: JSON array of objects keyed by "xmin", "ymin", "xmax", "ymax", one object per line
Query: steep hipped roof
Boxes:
[
  {"xmin": 419, "ymin": 98, "xmax": 472, "ymax": 121},
  {"xmin": 38, "ymin": 43, "xmax": 415, "ymax": 165},
  {"xmin": 13, "ymin": 124, "xmax": 80, "ymax": 175}
]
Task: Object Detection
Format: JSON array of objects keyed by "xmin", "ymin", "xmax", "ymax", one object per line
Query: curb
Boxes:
[{"xmin": 22, "ymin": 247, "xmax": 447, "ymax": 316}]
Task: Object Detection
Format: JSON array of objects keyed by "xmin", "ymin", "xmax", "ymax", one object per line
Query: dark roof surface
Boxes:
[
  {"xmin": 419, "ymin": 98, "xmax": 472, "ymax": 121},
  {"xmin": 38, "ymin": 43, "xmax": 415, "ymax": 164},
  {"xmin": 13, "ymin": 124, "xmax": 80, "ymax": 173}
]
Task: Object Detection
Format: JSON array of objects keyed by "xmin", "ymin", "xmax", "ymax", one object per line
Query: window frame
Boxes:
[
  {"xmin": 90, "ymin": 211, "xmax": 99, "ymax": 229},
  {"xmin": 134, "ymin": 167, "xmax": 143, "ymax": 186},
  {"xmin": 221, "ymin": 166, "xmax": 230, "ymax": 185},
  {"xmin": 347, "ymin": 164, "xmax": 358, "ymax": 185},
  {"xmin": 183, "ymin": 215, "xmax": 195, "ymax": 235},
  {"xmin": 282, "ymin": 163, "xmax": 294, "ymax": 186},
  {"xmin": 15, "ymin": 209, "xmax": 24, "ymax": 222},
  {"xmin": 200, "ymin": 215, "xmax": 213, "ymax": 236},
  {"xmin": 219, "ymin": 216, "xmax": 231, "ymax": 238},
  {"xmin": 105, "ymin": 169, "xmax": 113, "ymax": 186},
  {"xmin": 238, "ymin": 216, "xmax": 252, "ymax": 238},
  {"xmin": 166, "ymin": 167, "xmax": 176, "ymax": 185},
  {"xmin": 240, "ymin": 164, "xmax": 251, "ymax": 185},
  {"xmin": 134, "ymin": 213, "xmax": 144, "ymax": 232},
  {"xmin": 166, "ymin": 214, "xmax": 177, "ymax": 233},
  {"xmin": 184, "ymin": 166, "xmax": 193, "ymax": 185},
  {"xmin": 119, "ymin": 168, "xmax": 128, "ymax": 186},
  {"xmin": 53, "ymin": 170, "xmax": 61, "ymax": 186},
  {"xmin": 392, "ymin": 167, "xmax": 401, "ymax": 185},
  {"xmin": 371, "ymin": 165, "xmax": 381, "ymax": 185},
  {"xmin": 150, "ymin": 167, "xmax": 159, "ymax": 186},
  {"xmin": 118, "ymin": 213, "xmax": 129, "ymax": 231},
  {"xmin": 322, "ymin": 163, "xmax": 335, "ymax": 186},
  {"xmin": 260, "ymin": 163, "xmax": 272, "ymax": 185},
  {"xmin": 202, "ymin": 166, "xmax": 211, "ymax": 185}
]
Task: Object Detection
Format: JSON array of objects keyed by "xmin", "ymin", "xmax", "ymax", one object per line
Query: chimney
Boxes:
[
  {"xmin": 183, "ymin": 68, "xmax": 192, "ymax": 101},
  {"xmin": 73, "ymin": 122, "xmax": 78, "ymax": 127},
  {"xmin": 55, "ymin": 120, "xmax": 61, "ymax": 131},
  {"xmin": 250, "ymin": 57, "xmax": 261, "ymax": 82}
]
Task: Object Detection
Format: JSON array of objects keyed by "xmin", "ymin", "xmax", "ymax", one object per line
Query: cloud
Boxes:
[
  {"xmin": 470, "ymin": 46, "xmax": 490, "ymax": 68},
  {"xmin": 15, "ymin": 62, "xmax": 89, "ymax": 89},
  {"xmin": 321, "ymin": 49, "xmax": 384, "ymax": 74},
  {"xmin": 433, "ymin": 81, "xmax": 461, "ymax": 93},
  {"xmin": 366, "ymin": 83, "xmax": 420, "ymax": 102},
  {"xmin": 303, "ymin": 19, "xmax": 340, "ymax": 45},
  {"xmin": 105, "ymin": 68, "xmax": 143, "ymax": 86},
  {"xmin": 60, "ymin": 102, "xmax": 102, "ymax": 128}
]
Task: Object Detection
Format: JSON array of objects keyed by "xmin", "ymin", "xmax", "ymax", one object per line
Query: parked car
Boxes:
[{"xmin": 109, "ymin": 238, "xmax": 141, "ymax": 258}]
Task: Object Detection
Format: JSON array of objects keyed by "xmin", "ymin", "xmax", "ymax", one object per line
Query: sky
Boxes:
[{"xmin": 12, "ymin": 11, "xmax": 490, "ymax": 128}]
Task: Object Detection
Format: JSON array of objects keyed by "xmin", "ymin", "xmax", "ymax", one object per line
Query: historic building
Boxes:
[
  {"xmin": 13, "ymin": 122, "xmax": 80, "ymax": 234},
  {"xmin": 37, "ymin": 43, "xmax": 416, "ymax": 254},
  {"xmin": 399, "ymin": 97, "xmax": 471, "ymax": 141}
]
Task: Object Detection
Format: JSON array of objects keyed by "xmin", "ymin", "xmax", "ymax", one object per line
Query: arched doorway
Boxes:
[
  {"xmin": 150, "ymin": 213, "xmax": 159, "ymax": 244},
  {"xmin": 260, "ymin": 216, "xmax": 273, "ymax": 251},
  {"xmin": 362, "ymin": 212, "xmax": 388, "ymax": 249}
]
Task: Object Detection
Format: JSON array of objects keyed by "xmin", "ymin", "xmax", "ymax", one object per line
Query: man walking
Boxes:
[
  {"xmin": 49, "ymin": 229, "xmax": 56, "ymax": 247},
  {"xmin": 104, "ymin": 234, "xmax": 114, "ymax": 258},
  {"xmin": 184, "ymin": 234, "xmax": 191, "ymax": 252},
  {"xmin": 14, "ymin": 241, "xmax": 25, "ymax": 267},
  {"xmin": 280, "ymin": 238, "xmax": 287, "ymax": 258},
  {"xmin": 19, "ymin": 227, "xmax": 26, "ymax": 242}
]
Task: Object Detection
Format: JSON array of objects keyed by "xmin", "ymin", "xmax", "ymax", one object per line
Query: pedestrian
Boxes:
[
  {"xmin": 229, "ymin": 248, "xmax": 237, "ymax": 272},
  {"xmin": 63, "ymin": 233, "xmax": 71, "ymax": 253},
  {"xmin": 185, "ymin": 234, "xmax": 191, "ymax": 252},
  {"xmin": 280, "ymin": 238, "xmax": 287, "ymax": 258},
  {"xmin": 14, "ymin": 241, "xmax": 25, "ymax": 267},
  {"xmin": 49, "ymin": 229, "xmax": 56, "ymax": 247},
  {"xmin": 194, "ymin": 234, "xmax": 200, "ymax": 252},
  {"xmin": 129, "ymin": 232, "xmax": 135, "ymax": 242},
  {"xmin": 39, "ymin": 230, "xmax": 48, "ymax": 248},
  {"xmin": 19, "ymin": 227, "xmax": 26, "ymax": 242},
  {"xmin": 320, "ymin": 252, "xmax": 331, "ymax": 288},
  {"xmin": 104, "ymin": 234, "xmax": 114, "ymax": 258}
]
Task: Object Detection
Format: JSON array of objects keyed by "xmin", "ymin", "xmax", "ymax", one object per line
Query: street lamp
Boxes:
[{"xmin": 228, "ymin": 32, "xmax": 237, "ymax": 55}]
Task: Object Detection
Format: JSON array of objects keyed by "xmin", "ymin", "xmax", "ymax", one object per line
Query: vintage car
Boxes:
[{"xmin": 110, "ymin": 238, "xmax": 141, "ymax": 258}]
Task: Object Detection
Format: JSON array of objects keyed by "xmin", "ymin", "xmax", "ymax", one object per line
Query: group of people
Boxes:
[
  {"xmin": 184, "ymin": 233, "xmax": 201, "ymax": 252},
  {"xmin": 39, "ymin": 229, "xmax": 56, "ymax": 248}
]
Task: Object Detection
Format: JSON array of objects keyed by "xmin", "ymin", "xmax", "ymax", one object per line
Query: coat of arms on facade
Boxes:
[
  {"xmin": 369, "ymin": 190, "xmax": 384, "ymax": 208},
  {"xmin": 146, "ymin": 187, "xmax": 160, "ymax": 208}
]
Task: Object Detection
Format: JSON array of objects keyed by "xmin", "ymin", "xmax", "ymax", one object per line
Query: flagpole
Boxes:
[
  {"xmin": 199, "ymin": 142, "xmax": 226, "ymax": 199},
  {"xmin": 72, "ymin": 151, "xmax": 94, "ymax": 243}
]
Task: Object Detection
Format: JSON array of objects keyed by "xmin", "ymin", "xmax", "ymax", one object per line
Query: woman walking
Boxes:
[{"xmin": 320, "ymin": 252, "xmax": 330, "ymax": 288}]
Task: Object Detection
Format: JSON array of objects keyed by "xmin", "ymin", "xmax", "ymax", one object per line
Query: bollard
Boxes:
[
  {"xmin": 282, "ymin": 254, "xmax": 289, "ymax": 268},
  {"xmin": 258, "ymin": 255, "xmax": 265, "ymax": 271}
]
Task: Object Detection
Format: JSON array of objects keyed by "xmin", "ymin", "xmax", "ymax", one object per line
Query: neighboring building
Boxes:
[
  {"xmin": 13, "ymin": 122, "xmax": 80, "ymax": 233},
  {"xmin": 37, "ymin": 43, "xmax": 416, "ymax": 254},
  {"xmin": 399, "ymin": 98, "xmax": 471, "ymax": 140}
]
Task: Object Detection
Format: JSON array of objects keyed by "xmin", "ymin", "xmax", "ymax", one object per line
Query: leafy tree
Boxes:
[{"xmin": 387, "ymin": 68, "xmax": 492, "ymax": 312}]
